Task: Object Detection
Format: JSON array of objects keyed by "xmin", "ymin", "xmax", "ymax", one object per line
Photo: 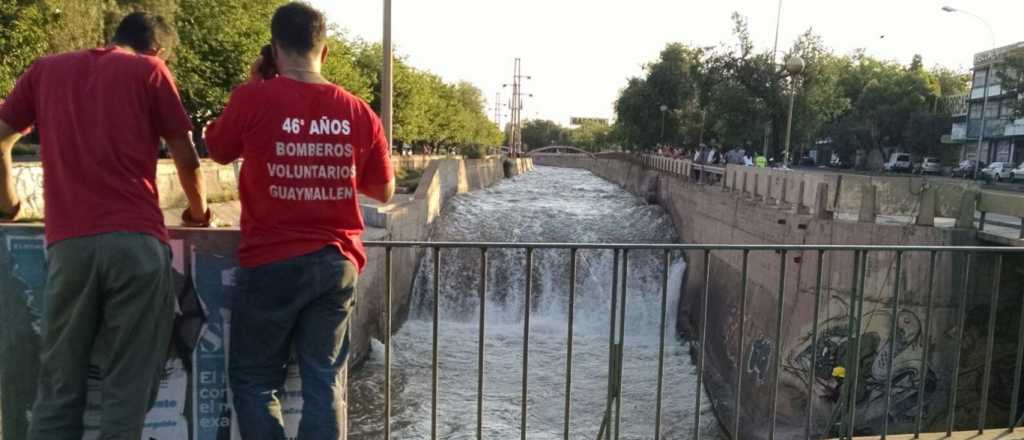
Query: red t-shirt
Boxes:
[
  {"xmin": 0, "ymin": 47, "xmax": 193, "ymax": 245},
  {"xmin": 205, "ymin": 77, "xmax": 393, "ymax": 270}
]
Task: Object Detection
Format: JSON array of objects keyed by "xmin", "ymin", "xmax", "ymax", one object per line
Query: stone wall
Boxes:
[{"xmin": 534, "ymin": 154, "xmax": 1019, "ymax": 439}]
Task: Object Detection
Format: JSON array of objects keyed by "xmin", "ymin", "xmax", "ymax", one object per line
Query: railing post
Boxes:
[
  {"xmin": 477, "ymin": 248, "xmax": 487, "ymax": 440},
  {"xmin": 521, "ymin": 248, "xmax": 534, "ymax": 440},
  {"xmin": 384, "ymin": 247, "xmax": 393, "ymax": 440},
  {"xmin": 916, "ymin": 186, "xmax": 937, "ymax": 227},
  {"xmin": 858, "ymin": 183, "xmax": 877, "ymax": 223},
  {"xmin": 793, "ymin": 180, "xmax": 808, "ymax": 215},
  {"xmin": 431, "ymin": 247, "xmax": 441, "ymax": 440},
  {"xmin": 814, "ymin": 182, "xmax": 830, "ymax": 219}
]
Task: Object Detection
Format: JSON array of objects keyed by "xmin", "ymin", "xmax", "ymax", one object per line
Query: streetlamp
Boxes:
[
  {"xmin": 782, "ymin": 56, "xmax": 805, "ymax": 169},
  {"xmin": 382, "ymin": 0, "xmax": 393, "ymax": 150},
  {"xmin": 659, "ymin": 104, "xmax": 669, "ymax": 143},
  {"xmin": 943, "ymin": 5, "xmax": 996, "ymax": 179}
]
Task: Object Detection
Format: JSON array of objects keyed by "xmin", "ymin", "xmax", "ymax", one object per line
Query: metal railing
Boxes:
[{"xmin": 364, "ymin": 241, "xmax": 1024, "ymax": 439}]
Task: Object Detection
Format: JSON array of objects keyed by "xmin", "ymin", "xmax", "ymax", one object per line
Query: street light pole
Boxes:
[
  {"xmin": 943, "ymin": 6, "xmax": 996, "ymax": 179},
  {"xmin": 783, "ymin": 56, "xmax": 805, "ymax": 169},
  {"xmin": 382, "ymin": 0, "xmax": 394, "ymax": 151}
]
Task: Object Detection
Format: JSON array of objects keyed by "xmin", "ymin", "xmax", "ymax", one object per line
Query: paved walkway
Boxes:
[{"xmin": 834, "ymin": 429, "xmax": 1024, "ymax": 439}]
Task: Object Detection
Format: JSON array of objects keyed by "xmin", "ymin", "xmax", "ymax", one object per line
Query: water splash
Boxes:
[{"xmin": 350, "ymin": 167, "xmax": 725, "ymax": 439}]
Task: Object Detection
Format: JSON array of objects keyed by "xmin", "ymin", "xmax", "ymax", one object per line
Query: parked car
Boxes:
[
  {"xmin": 951, "ymin": 159, "xmax": 981, "ymax": 179},
  {"xmin": 913, "ymin": 157, "xmax": 942, "ymax": 175},
  {"xmin": 883, "ymin": 152, "xmax": 912, "ymax": 173},
  {"xmin": 981, "ymin": 162, "xmax": 1013, "ymax": 182},
  {"xmin": 1011, "ymin": 163, "xmax": 1024, "ymax": 181}
]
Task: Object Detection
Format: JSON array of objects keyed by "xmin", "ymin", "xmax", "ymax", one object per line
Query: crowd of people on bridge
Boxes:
[
  {"xmin": 656, "ymin": 142, "xmax": 773, "ymax": 168},
  {"xmin": 0, "ymin": 3, "xmax": 392, "ymax": 439}
]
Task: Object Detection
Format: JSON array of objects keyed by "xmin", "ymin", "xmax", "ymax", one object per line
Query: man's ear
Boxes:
[{"xmin": 320, "ymin": 45, "xmax": 329, "ymax": 64}]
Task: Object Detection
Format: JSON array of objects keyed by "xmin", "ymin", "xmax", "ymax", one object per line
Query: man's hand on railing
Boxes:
[
  {"xmin": 181, "ymin": 206, "xmax": 213, "ymax": 228},
  {"xmin": 0, "ymin": 201, "xmax": 20, "ymax": 223}
]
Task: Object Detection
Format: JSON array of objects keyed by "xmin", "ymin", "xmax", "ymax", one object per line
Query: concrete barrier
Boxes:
[
  {"xmin": 0, "ymin": 157, "xmax": 533, "ymax": 440},
  {"xmin": 10, "ymin": 155, "xmax": 453, "ymax": 221}
]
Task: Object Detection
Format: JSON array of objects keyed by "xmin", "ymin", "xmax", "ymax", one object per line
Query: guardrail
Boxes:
[
  {"xmin": 368, "ymin": 241, "xmax": 1024, "ymax": 440},
  {"xmin": 635, "ymin": 155, "xmax": 1000, "ymax": 231},
  {"xmin": 3, "ymin": 235, "xmax": 1023, "ymax": 439}
]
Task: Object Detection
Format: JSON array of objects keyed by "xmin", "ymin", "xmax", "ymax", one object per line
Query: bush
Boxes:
[{"xmin": 461, "ymin": 144, "xmax": 488, "ymax": 159}]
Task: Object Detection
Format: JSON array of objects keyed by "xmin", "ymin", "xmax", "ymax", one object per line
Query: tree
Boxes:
[
  {"xmin": 0, "ymin": 0, "xmax": 54, "ymax": 96},
  {"xmin": 997, "ymin": 54, "xmax": 1024, "ymax": 119},
  {"xmin": 568, "ymin": 121, "xmax": 611, "ymax": 152},
  {"xmin": 521, "ymin": 119, "xmax": 566, "ymax": 149},
  {"xmin": 611, "ymin": 43, "xmax": 704, "ymax": 150},
  {"xmin": 173, "ymin": 0, "xmax": 284, "ymax": 129}
]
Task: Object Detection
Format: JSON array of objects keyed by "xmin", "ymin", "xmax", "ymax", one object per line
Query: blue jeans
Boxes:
[{"xmin": 229, "ymin": 246, "xmax": 357, "ymax": 440}]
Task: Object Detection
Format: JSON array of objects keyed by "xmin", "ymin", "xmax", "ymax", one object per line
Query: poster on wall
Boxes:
[
  {"xmin": 6, "ymin": 235, "xmax": 46, "ymax": 335},
  {"xmin": 192, "ymin": 248, "xmax": 237, "ymax": 440}
]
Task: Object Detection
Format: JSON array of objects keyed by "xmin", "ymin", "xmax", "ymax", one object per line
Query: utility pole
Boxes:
[
  {"xmin": 381, "ymin": 0, "xmax": 394, "ymax": 151},
  {"xmin": 493, "ymin": 92, "xmax": 503, "ymax": 126},
  {"xmin": 504, "ymin": 58, "xmax": 531, "ymax": 157}
]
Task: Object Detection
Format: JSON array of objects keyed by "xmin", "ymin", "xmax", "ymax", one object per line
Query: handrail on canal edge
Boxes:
[{"xmin": 364, "ymin": 241, "xmax": 1024, "ymax": 439}]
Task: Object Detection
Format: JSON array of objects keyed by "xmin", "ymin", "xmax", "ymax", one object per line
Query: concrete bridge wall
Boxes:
[
  {"xmin": 9, "ymin": 155, "xmax": 452, "ymax": 221},
  {"xmin": 534, "ymin": 154, "xmax": 1021, "ymax": 439},
  {"xmin": 0, "ymin": 157, "xmax": 532, "ymax": 440}
]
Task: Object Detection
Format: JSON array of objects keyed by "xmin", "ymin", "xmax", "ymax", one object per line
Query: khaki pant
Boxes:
[{"xmin": 28, "ymin": 232, "xmax": 174, "ymax": 440}]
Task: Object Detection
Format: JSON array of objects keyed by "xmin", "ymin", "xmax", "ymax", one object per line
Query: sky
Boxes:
[{"xmin": 311, "ymin": 0, "xmax": 1024, "ymax": 126}]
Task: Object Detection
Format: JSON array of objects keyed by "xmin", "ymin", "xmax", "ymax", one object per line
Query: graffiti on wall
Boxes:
[{"xmin": 785, "ymin": 295, "xmax": 938, "ymax": 428}]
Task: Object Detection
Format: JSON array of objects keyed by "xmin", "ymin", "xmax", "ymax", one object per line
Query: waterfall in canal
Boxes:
[{"xmin": 350, "ymin": 166, "xmax": 725, "ymax": 439}]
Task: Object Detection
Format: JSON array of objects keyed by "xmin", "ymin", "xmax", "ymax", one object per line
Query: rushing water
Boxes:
[{"xmin": 350, "ymin": 166, "xmax": 725, "ymax": 439}]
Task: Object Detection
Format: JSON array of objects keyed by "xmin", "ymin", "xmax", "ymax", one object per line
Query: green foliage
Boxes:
[
  {"xmin": 612, "ymin": 12, "xmax": 971, "ymax": 159},
  {"xmin": 174, "ymin": 0, "xmax": 283, "ymax": 126},
  {"xmin": 521, "ymin": 119, "xmax": 566, "ymax": 149},
  {"xmin": 2, "ymin": 0, "xmax": 499, "ymax": 150},
  {"xmin": 568, "ymin": 121, "xmax": 611, "ymax": 152},
  {"xmin": 0, "ymin": 0, "xmax": 53, "ymax": 96},
  {"xmin": 998, "ymin": 54, "xmax": 1024, "ymax": 119}
]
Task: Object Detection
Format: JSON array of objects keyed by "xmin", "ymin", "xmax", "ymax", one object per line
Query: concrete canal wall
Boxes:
[
  {"xmin": 0, "ymin": 157, "xmax": 532, "ymax": 440},
  {"xmin": 534, "ymin": 154, "xmax": 1020, "ymax": 439},
  {"xmin": 9, "ymin": 155, "xmax": 452, "ymax": 220}
]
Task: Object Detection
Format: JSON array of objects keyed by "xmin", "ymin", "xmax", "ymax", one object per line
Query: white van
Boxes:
[{"xmin": 883, "ymin": 152, "xmax": 912, "ymax": 173}]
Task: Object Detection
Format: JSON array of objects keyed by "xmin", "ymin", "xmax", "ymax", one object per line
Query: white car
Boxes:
[
  {"xmin": 1011, "ymin": 163, "xmax": 1024, "ymax": 181},
  {"xmin": 883, "ymin": 152, "xmax": 912, "ymax": 173},
  {"xmin": 982, "ymin": 162, "xmax": 1013, "ymax": 182},
  {"xmin": 914, "ymin": 157, "xmax": 942, "ymax": 175}
]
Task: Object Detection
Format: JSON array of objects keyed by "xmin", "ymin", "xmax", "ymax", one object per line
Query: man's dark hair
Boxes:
[
  {"xmin": 111, "ymin": 12, "xmax": 174, "ymax": 54},
  {"xmin": 271, "ymin": 2, "xmax": 327, "ymax": 56}
]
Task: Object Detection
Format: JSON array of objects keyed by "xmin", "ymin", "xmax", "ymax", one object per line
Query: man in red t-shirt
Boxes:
[
  {"xmin": 204, "ymin": 3, "xmax": 394, "ymax": 439},
  {"xmin": 0, "ymin": 12, "xmax": 209, "ymax": 439}
]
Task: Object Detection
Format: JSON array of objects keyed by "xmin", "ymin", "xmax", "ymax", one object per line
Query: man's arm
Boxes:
[
  {"xmin": 357, "ymin": 115, "xmax": 396, "ymax": 204},
  {"xmin": 0, "ymin": 120, "xmax": 21, "ymax": 220},
  {"xmin": 164, "ymin": 132, "xmax": 209, "ymax": 223},
  {"xmin": 361, "ymin": 180, "xmax": 395, "ymax": 204}
]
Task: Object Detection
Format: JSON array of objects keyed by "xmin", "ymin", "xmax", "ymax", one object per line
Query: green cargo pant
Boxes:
[{"xmin": 27, "ymin": 232, "xmax": 175, "ymax": 440}]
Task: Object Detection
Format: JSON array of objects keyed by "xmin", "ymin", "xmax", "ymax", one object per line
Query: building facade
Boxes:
[{"xmin": 947, "ymin": 41, "xmax": 1024, "ymax": 164}]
